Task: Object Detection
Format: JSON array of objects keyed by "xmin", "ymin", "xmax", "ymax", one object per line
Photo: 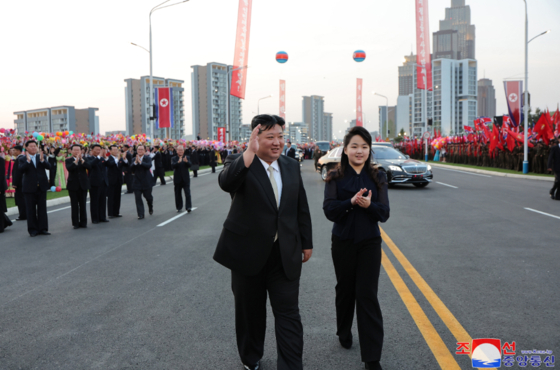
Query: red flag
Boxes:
[
  {"xmin": 464, "ymin": 125, "xmax": 474, "ymax": 133},
  {"xmin": 489, "ymin": 124, "xmax": 500, "ymax": 152},
  {"xmin": 507, "ymin": 128, "xmax": 534, "ymax": 148},
  {"xmin": 230, "ymin": 0, "xmax": 253, "ymax": 99},
  {"xmin": 279, "ymin": 80, "xmax": 286, "ymax": 119},
  {"xmin": 534, "ymin": 114, "xmax": 551, "ymax": 144},
  {"xmin": 415, "ymin": 0, "xmax": 433, "ymax": 91},
  {"xmin": 356, "ymin": 78, "xmax": 363, "ymax": 126}
]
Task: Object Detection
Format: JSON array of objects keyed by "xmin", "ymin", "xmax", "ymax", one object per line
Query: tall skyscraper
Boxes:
[
  {"xmin": 191, "ymin": 62, "xmax": 242, "ymax": 141},
  {"xmin": 124, "ymin": 76, "xmax": 185, "ymax": 139},
  {"xmin": 477, "ymin": 78, "xmax": 496, "ymax": 118},
  {"xmin": 14, "ymin": 106, "xmax": 99, "ymax": 135},
  {"xmin": 323, "ymin": 112, "xmax": 333, "ymax": 142},
  {"xmin": 434, "ymin": 0, "xmax": 476, "ymax": 60},
  {"xmin": 302, "ymin": 95, "xmax": 326, "ymax": 142},
  {"xmin": 398, "ymin": 53, "xmax": 416, "ymax": 96}
]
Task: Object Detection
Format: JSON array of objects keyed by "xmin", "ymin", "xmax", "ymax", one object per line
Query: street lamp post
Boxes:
[
  {"xmin": 225, "ymin": 65, "xmax": 248, "ymax": 144},
  {"xmin": 373, "ymin": 92, "xmax": 388, "ymax": 140},
  {"xmin": 257, "ymin": 95, "xmax": 272, "ymax": 115},
  {"xmin": 522, "ymin": 1, "xmax": 551, "ymax": 174}
]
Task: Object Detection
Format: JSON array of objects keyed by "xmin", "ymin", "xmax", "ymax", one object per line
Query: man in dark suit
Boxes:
[
  {"xmin": 88, "ymin": 144, "xmax": 109, "ymax": 224},
  {"xmin": 123, "ymin": 145, "xmax": 134, "ymax": 194},
  {"xmin": 171, "ymin": 144, "xmax": 192, "ymax": 212},
  {"xmin": 131, "ymin": 144, "xmax": 154, "ymax": 219},
  {"xmin": 11, "ymin": 145, "xmax": 27, "ymax": 221},
  {"xmin": 106, "ymin": 145, "xmax": 127, "ymax": 218},
  {"xmin": 214, "ymin": 114, "xmax": 313, "ymax": 370},
  {"xmin": 548, "ymin": 138, "xmax": 560, "ymax": 200},
  {"xmin": 285, "ymin": 141, "xmax": 296, "ymax": 159},
  {"xmin": 18, "ymin": 140, "xmax": 51, "ymax": 237},
  {"xmin": 0, "ymin": 153, "xmax": 13, "ymax": 233},
  {"xmin": 66, "ymin": 144, "xmax": 91, "ymax": 229},
  {"xmin": 152, "ymin": 146, "xmax": 166, "ymax": 186},
  {"xmin": 190, "ymin": 146, "xmax": 199, "ymax": 178}
]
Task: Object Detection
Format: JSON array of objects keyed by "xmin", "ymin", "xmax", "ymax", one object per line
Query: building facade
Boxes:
[
  {"xmin": 302, "ymin": 95, "xmax": 326, "ymax": 142},
  {"xmin": 436, "ymin": 0, "xmax": 476, "ymax": 60},
  {"xmin": 287, "ymin": 122, "xmax": 309, "ymax": 144},
  {"xmin": 191, "ymin": 62, "xmax": 243, "ymax": 141},
  {"xmin": 323, "ymin": 112, "xmax": 333, "ymax": 142},
  {"xmin": 14, "ymin": 106, "xmax": 99, "ymax": 135},
  {"xmin": 398, "ymin": 53, "xmax": 416, "ymax": 96},
  {"xmin": 378, "ymin": 106, "xmax": 397, "ymax": 139},
  {"xmin": 477, "ymin": 78, "xmax": 496, "ymax": 118},
  {"xmin": 124, "ymin": 76, "xmax": 185, "ymax": 140}
]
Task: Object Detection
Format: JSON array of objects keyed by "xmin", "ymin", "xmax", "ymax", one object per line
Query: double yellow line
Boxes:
[{"xmin": 380, "ymin": 227, "xmax": 497, "ymax": 370}]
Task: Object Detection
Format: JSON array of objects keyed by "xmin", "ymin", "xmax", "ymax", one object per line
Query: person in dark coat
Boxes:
[
  {"xmin": 11, "ymin": 145, "xmax": 27, "ymax": 221},
  {"xmin": 66, "ymin": 144, "xmax": 91, "ymax": 229},
  {"xmin": 18, "ymin": 140, "xmax": 51, "ymax": 237},
  {"xmin": 123, "ymin": 145, "xmax": 134, "ymax": 194},
  {"xmin": 547, "ymin": 139, "xmax": 560, "ymax": 200},
  {"xmin": 131, "ymin": 144, "xmax": 154, "ymax": 219},
  {"xmin": 88, "ymin": 144, "xmax": 109, "ymax": 224},
  {"xmin": 47, "ymin": 146, "xmax": 58, "ymax": 187},
  {"xmin": 171, "ymin": 145, "xmax": 192, "ymax": 212},
  {"xmin": 190, "ymin": 146, "xmax": 200, "ymax": 177},
  {"xmin": 152, "ymin": 146, "xmax": 166, "ymax": 186},
  {"xmin": 106, "ymin": 144, "xmax": 127, "ymax": 217},
  {"xmin": 0, "ymin": 153, "xmax": 13, "ymax": 233},
  {"xmin": 209, "ymin": 146, "xmax": 218, "ymax": 173}
]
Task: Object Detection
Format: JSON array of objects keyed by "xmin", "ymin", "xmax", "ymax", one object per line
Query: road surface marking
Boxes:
[
  {"xmin": 436, "ymin": 167, "xmax": 492, "ymax": 178},
  {"xmin": 436, "ymin": 182, "xmax": 458, "ymax": 189},
  {"xmin": 524, "ymin": 208, "xmax": 560, "ymax": 220},
  {"xmin": 157, "ymin": 207, "xmax": 198, "ymax": 227},
  {"xmin": 380, "ymin": 227, "xmax": 497, "ymax": 370},
  {"xmin": 381, "ymin": 249, "xmax": 462, "ymax": 370}
]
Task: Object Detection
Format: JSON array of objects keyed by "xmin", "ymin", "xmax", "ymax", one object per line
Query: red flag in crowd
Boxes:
[{"xmin": 464, "ymin": 125, "xmax": 474, "ymax": 133}]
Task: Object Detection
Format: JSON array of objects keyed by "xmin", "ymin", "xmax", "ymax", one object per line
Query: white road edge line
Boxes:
[
  {"xmin": 524, "ymin": 208, "xmax": 560, "ymax": 220},
  {"xmin": 435, "ymin": 167, "xmax": 492, "ymax": 178},
  {"xmin": 436, "ymin": 182, "xmax": 458, "ymax": 189},
  {"xmin": 157, "ymin": 207, "xmax": 198, "ymax": 227}
]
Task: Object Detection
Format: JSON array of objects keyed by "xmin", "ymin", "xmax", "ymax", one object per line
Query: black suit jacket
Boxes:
[
  {"xmin": 171, "ymin": 155, "xmax": 192, "ymax": 184},
  {"xmin": 18, "ymin": 154, "xmax": 51, "ymax": 193},
  {"xmin": 66, "ymin": 157, "xmax": 91, "ymax": 191},
  {"xmin": 12, "ymin": 155, "xmax": 25, "ymax": 188},
  {"xmin": 88, "ymin": 156, "xmax": 109, "ymax": 187},
  {"xmin": 548, "ymin": 145, "xmax": 560, "ymax": 174},
  {"xmin": 154, "ymin": 151, "xmax": 163, "ymax": 169},
  {"xmin": 106, "ymin": 156, "xmax": 126, "ymax": 186},
  {"xmin": 287, "ymin": 147, "xmax": 296, "ymax": 158},
  {"xmin": 131, "ymin": 155, "xmax": 153, "ymax": 190},
  {"xmin": 0, "ymin": 158, "xmax": 6, "ymax": 192},
  {"xmin": 214, "ymin": 154, "xmax": 313, "ymax": 281}
]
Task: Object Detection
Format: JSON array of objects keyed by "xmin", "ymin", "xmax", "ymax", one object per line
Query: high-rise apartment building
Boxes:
[
  {"xmin": 287, "ymin": 122, "xmax": 309, "ymax": 144},
  {"xmin": 379, "ymin": 106, "xmax": 397, "ymax": 138},
  {"xmin": 191, "ymin": 62, "xmax": 242, "ymax": 141},
  {"xmin": 398, "ymin": 53, "xmax": 417, "ymax": 96},
  {"xmin": 14, "ymin": 106, "xmax": 99, "ymax": 135},
  {"xmin": 124, "ymin": 76, "xmax": 185, "ymax": 139},
  {"xmin": 302, "ymin": 95, "xmax": 330, "ymax": 142},
  {"xmin": 323, "ymin": 112, "xmax": 333, "ymax": 142},
  {"xmin": 477, "ymin": 78, "xmax": 496, "ymax": 118},
  {"xmin": 435, "ymin": 0, "xmax": 475, "ymax": 60}
]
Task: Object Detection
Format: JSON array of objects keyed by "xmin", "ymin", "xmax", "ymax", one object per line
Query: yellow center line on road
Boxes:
[
  {"xmin": 381, "ymin": 249, "xmax": 462, "ymax": 370},
  {"xmin": 380, "ymin": 227, "xmax": 497, "ymax": 370}
]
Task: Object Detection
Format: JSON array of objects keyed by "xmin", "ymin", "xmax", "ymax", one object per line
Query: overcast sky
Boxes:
[{"xmin": 1, "ymin": 0, "xmax": 559, "ymax": 138}]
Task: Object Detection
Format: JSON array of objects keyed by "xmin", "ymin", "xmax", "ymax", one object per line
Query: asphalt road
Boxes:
[{"xmin": 0, "ymin": 161, "xmax": 558, "ymax": 370}]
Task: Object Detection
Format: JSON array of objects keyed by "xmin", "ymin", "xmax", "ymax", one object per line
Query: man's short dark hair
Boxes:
[
  {"xmin": 137, "ymin": 144, "xmax": 146, "ymax": 150},
  {"xmin": 91, "ymin": 144, "xmax": 101, "ymax": 149},
  {"xmin": 25, "ymin": 140, "xmax": 37, "ymax": 147},
  {"xmin": 251, "ymin": 114, "xmax": 285, "ymax": 132},
  {"xmin": 109, "ymin": 144, "xmax": 118, "ymax": 150},
  {"xmin": 123, "ymin": 144, "xmax": 130, "ymax": 149},
  {"xmin": 71, "ymin": 144, "xmax": 82, "ymax": 150},
  {"xmin": 12, "ymin": 145, "xmax": 23, "ymax": 151}
]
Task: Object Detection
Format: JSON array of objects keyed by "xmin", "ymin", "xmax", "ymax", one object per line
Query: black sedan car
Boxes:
[{"xmin": 316, "ymin": 145, "xmax": 433, "ymax": 187}]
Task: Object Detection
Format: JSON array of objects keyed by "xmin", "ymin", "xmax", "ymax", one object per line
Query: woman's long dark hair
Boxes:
[{"xmin": 326, "ymin": 126, "xmax": 385, "ymax": 191}]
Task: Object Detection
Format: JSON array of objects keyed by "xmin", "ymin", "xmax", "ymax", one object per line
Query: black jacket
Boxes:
[
  {"xmin": 286, "ymin": 147, "xmax": 296, "ymax": 159},
  {"xmin": 88, "ymin": 156, "xmax": 109, "ymax": 187},
  {"xmin": 153, "ymin": 151, "xmax": 163, "ymax": 169},
  {"xmin": 213, "ymin": 154, "xmax": 313, "ymax": 281},
  {"xmin": 131, "ymin": 155, "xmax": 153, "ymax": 190},
  {"xmin": 0, "ymin": 158, "xmax": 6, "ymax": 192},
  {"xmin": 12, "ymin": 155, "xmax": 25, "ymax": 188},
  {"xmin": 18, "ymin": 154, "xmax": 51, "ymax": 193},
  {"xmin": 66, "ymin": 157, "xmax": 91, "ymax": 191},
  {"xmin": 548, "ymin": 145, "xmax": 560, "ymax": 174},
  {"xmin": 171, "ymin": 155, "xmax": 192, "ymax": 185},
  {"xmin": 106, "ymin": 155, "xmax": 126, "ymax": 186}
]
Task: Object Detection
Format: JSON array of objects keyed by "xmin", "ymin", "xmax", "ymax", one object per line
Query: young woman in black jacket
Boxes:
[{"xmin": 323, "ymin": 126, "xmax": 390, "ymax": 370}]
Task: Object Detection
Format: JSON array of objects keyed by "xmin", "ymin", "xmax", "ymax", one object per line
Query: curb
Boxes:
[
  {"xmin": 6, "ymin": 165, "xmax": 223, "ymax": 216},
  {"xmin": 430, "ymin": 163, "xmax": 554, "ymax": 182}
]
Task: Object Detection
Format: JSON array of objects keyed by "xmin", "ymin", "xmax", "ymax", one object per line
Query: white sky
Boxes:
[{"xmin": 1, "ymin": 0, "xmax": 559, "ymax": 139}]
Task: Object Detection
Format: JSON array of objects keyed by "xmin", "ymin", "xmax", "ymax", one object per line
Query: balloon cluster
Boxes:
[{"xmin": 431, "ymin": 137, "xmax": 447, "ymax": 150}]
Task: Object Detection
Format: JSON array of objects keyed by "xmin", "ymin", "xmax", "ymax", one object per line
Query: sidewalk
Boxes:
[
  {"xmin": 430, "ymin": 162, "xmax": 554, "ymax": 182},
  {"xmin": 6, "ymin": 165, "xmax": 223, "ymax": 217}
]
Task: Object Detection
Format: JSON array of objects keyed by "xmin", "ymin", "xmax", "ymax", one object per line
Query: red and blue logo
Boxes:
[
  {"xmin": 353, "ymin": 50, "xmax": 366, "ymax": 62},
  {"xmin": 275, "ymin": 51, "xmax": 288, "ymax": 64}
]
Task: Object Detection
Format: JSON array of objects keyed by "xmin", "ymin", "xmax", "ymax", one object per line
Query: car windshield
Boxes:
[
  {"xmin": 371, "ymin": 147, "xmax": 406, "ymax": 160},
  {"xmin": 316, "ymin": 142, "xmax": 330, "ymax": 152}
]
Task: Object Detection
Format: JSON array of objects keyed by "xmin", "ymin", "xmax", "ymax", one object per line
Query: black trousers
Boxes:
[
  {"xmin": 153, "ymin": 168, "xmax": 166, "ymax": 185},
  {"xmin": 69, "ymin": 189, "xmax": 88, "ymax": 227},
  {"xmin": 124, "ymin": 172, "xmax": 133, "ymax": 193},
  {"xmin": 331, "ymin": 235, "xmax": 384, "ymax": 363},
  {"xmin": 551, "ymin": 172, "xmax": 560, "ymax": 199},
  {"xmin": 49, "ymin": 165, "xmax": 57, "ymax": 187},
  {"xmin": 90, "ymin": 184, "xmax": 107, "ymax": 222},
  {"xmin": 107, "ymin": 184, "xmax": 122, "ymax": 216},
  {"xmin": 210, "ymin": 164, "xmax": 216, "ymax": 173},
  {"xmin": 24, "ymin": 189, "xmax": 48, "ymax": 235},
  {"xmin": 192, "ymin": 169, "xmax": 198, "ymax": 177},
  {"xmin": 174, "ymin": 182, "xmax": 192, "ymax": 210},
  {"xmin": 15, "ymin": 187, "xmax": 26, "ymax": 219},
  {"xmin": 231, "ymin": 241, "xmax": 303, "ymax": 370},
  {"xmin": 134, "ymin": 188, "xmax": 153, "ymax": 217}
]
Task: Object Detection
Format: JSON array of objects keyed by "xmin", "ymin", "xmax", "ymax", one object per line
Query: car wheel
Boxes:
[
  {"xmin": 321, "ymin": 166, "xmax": 329, "ymax": 181},
  {"xmin": 413, "ymin": 183, "xmax": 429, "ymax": 188}
]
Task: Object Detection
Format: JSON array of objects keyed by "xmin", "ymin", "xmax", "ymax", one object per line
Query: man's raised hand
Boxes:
[{"xmin": 243, "ymin": 124, "xmax": 261, "ymax": 168}]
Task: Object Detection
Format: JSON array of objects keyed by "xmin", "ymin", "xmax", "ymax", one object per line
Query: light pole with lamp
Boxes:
[
  {"xmin": 132, "ymin": 0, "xmax": 189, "ymax": 141},
  {"xmin": 522, "ymin": 0, "xmax": 550, "ymax": 174},
  {"xmin": 373, "ymin": 92, "xmax": 388, "ymax": 140},
  {"xmin": 225, "ymin": 65, "xmax": 248, "ymax": 144},
  {"xmin": 257, "ymin": 95, "xmax": 272, "ymax": 115}
]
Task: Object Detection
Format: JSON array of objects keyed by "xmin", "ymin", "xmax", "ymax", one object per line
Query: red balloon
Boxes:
[{"xmin": 56, "ymin": 186, "xmax": 62, "ymax": 192}]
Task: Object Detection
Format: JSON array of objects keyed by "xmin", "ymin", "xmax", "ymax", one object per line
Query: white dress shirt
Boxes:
[{"xmin": 258, "ymin": 157, "xmax": 282, "ymax": 204}]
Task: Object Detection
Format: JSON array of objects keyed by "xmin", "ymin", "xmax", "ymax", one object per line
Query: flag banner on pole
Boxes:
[
  {"xmin": 415, "ymin": 0, "xmax": 433, "ymax": 91},
  {"xmin": 155, "ymin": 87, "xmax": 174, "ymax": 129},
  {"xmin": 356, "ymin": 78, "xmax": 363, "ymax": 127},
  {"xmin": 217, "ymin": 127, "xmax": 226, "ymax": 143},
  {"xmin": 230, "ymin": 0, "xmax": 253, "ymax": 99},
  {"xmin": 279, "ymin": 80, "xmax": 286, "ymax": 119},
  {"xmin": 503, "ymin": 81, "xmax": 523, "ymax": 127}
]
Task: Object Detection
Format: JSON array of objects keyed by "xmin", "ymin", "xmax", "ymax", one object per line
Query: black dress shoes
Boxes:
[
  {"xmin": 30, "ymin": 232, "xmax": 38, "ymax": 237},
  {"xmin": 16, "ymin": 217, "xmax": 27, "ymax": 221},
  {"xmin": 339, "ymin": 336, "xmax": 353, "ymax": 349},
  {"xmin": 148, "ymin": 203, "xmax": 154, "ymax": 215},
  {"xmin": 138, "ymin": 216, "xmax": 144, "ymax": 220},
  {"xmin": 92, "ymin": 221, "xmax": 99, "ymax": 224},
  {"xmin": 243, "ymin": 360, "xmax": 261, "ymax": 370},
  {"xmin": 100, "ymin": 219, "xmax": 110, "ymax": 223},
  {"xmin": 39, "ymin": 231, "xmax": 51, "ymax": 235},
  {"xmin": 114, "ymin": 215, "xmax": 122, "ymax": 217},
  {"xmin": 73, "ymin": 226, "xmax": 80, "ymax": 229},
  {"xmin": 365, "ymin": 361, "xmax": 382, "ymax": 370},
  {"xmin": 187, "ymin": 208, "xmax": 192, "ymax": 213}
]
